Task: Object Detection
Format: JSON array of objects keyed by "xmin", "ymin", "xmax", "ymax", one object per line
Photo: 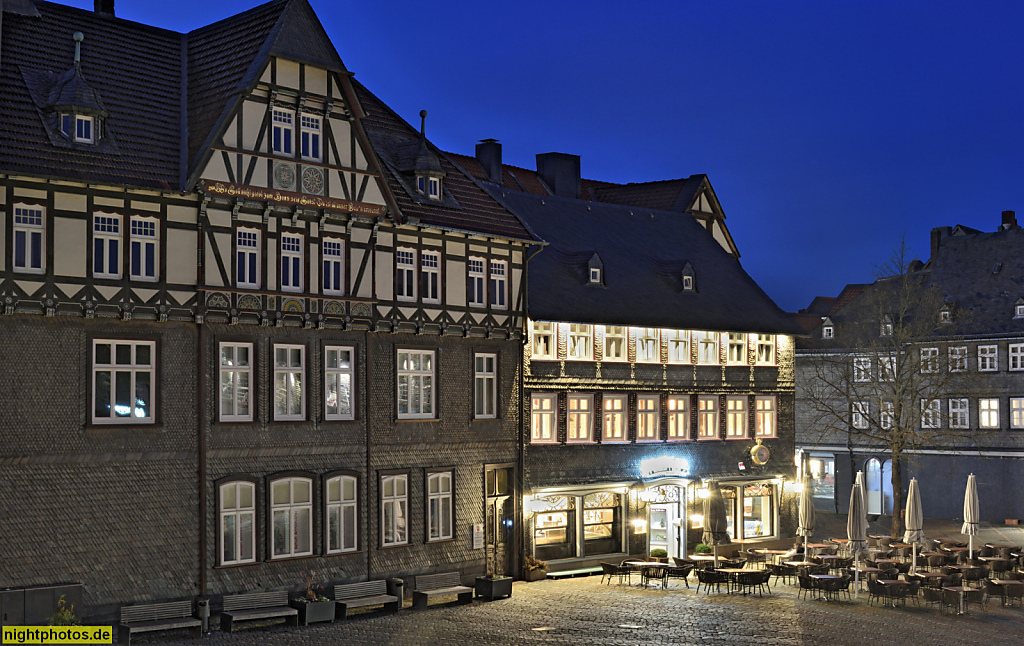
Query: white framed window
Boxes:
[
  {"xmin": 726, "ymin": 396, "xmax": 748, "ymax": 439},
  {"xmin": 219, "ymin": 342, "xmax": 253, "ymax": 422},
  {"xmin": 272, "ymin": 108, "xmax": 294, "ymax": 155},
  {"xmin": 93, "ymin": 213, "xmax": 121, "ymax": 278},
  {"xmin": 822, "ymin": 325, "xmax": 834, "ymax": 339},
  {"xmin": 755, "ymin": 396, "xmax": 776, "ymax": 438},
  {"xmin": 637, "ymin": 395, "xmax": 660, "ymax": 441},
  {"xmin": 468, "ymin": 257, "xmax": 486, "ymax": 307},
  {"xmin": 921, "ymin": 398, "xmax": 941, "ymax": 429},
  {"xmin": 299, "ymin": 113, "xmax": 321, "ymax": 161},
  {"xmin": 697, "ymin": 395, "xmax": 718, "ymax": 439},
  {"xmin": 567, "ymin": 394, "xmax": 593, "ymax": 442},
  {"xmin": 531, "ymin": 393, "xmax": 556, "ymax": 442},
  {"xmin": 695, "ymin": 331, "xmax": 718, "ymax": 364},
  {"xmin": 326, "ymin": 475, "xmax": 357, "ymax": 553},
  {"xmin": 427, "ymin": 471, "xmax": 453, "ymax": 541},
  {"xmin": 683, "ymin": 274, "xmax": 694, "ymax": 290},
  {"xmin": 395, "ymin": 247, "xmax": 416, "ymax": 301},
  {"xmin": 280, "ymin": 233, "xmax": 303, "ymax": 292},
  {"xmin": 727, "ymin": 333, "xmax": 747, "ymax": 364},
  {"xmin": 979, "ymin": 398, "xmax": 1000, "ymax": 428},
  {"xmin": 273, "ymin": 344, "xmax": 305, "ymax": 421},
  {"xmin": 568, "ymin": 324, "xmax": 593, "ymax": 360},
  {"xmin": 636, "ymin": 328, "xmax": 660, "ymax": 363},
  {"xmin": 603, "ymin": 326, "xmax": 627, "ymax": 361},
  {"xmin": 381, "ymin": 474, "xmax": 408, "ymax": 546},
  {"xmin": 602, "ymin": 394, "xmax": 626, "ymax": 442},
  {"xmin": 397, "ymin": 349, "xmax": 434, "ymax": 419},
  {"xmin": 880, "ymin": 315, "xmax": 893, "ymax": 337},
  {"xmin": 325, "ymin": 346, "xmax": 354, "ymax": 421},
  {"xmin": 219, "ymin": 481, "xmax": 255, "ymax": 565},
  {"xmin": 1016, "ymin": 304, "xmax": 1024, "ymax": 318},
  {"xmin": 1011, "ymin": 398, "xmax": 1024, "ymax": 429},
  {"xmin": 92, "ymin": 340, "xmax": 154, "ymax": 424},
  {"xmin": 1010, "ymin": 344, "xmax": 1024, "ymax": 371},
  {"xmin": 129, "ymin": 217, "xmax": 158, "ymax": 281},
  {"xmin": 852, "ymin": 401, "xmax": 869, "ymax": 430},
  {"xmin": 74, "ymin": 114, "xmax": 94, "ymax": 143},
  {"xmin": 667, "ymin": 395, "xmax": 689, "ymax": 440},
  {"xmin": 421, "ymin": 250, "xmax": 441, "ymax": 303},
  {"xmin": 756, "ymin": 335, "xmax": 775, "ymax": 365},
  {"xmin": 978, "ymin": 345, "xmax": 998, "ymax": 372},
  {"xmin": 428, "ymin": 177, "xmax": 441, "ymax": 199},
  {"xmin": 853, "ymin": 357, "xmax": 871, "ymax": 382},
  {"xmin": 236, "ymin": 228, "xmax": 261, "ymax": 289},
  {"xmin": 474, "ymin": 353, "xmax": 497, "ymax": 419},
  {"xmin": 949, "ymin": 398, "xmax": 970, "ymax": 429},
  {"xmin": 879, "ymin": 355, "xmax": 895, "ymax": 382},
  {"xmin": 589, "ymin": 267, "xmax": 601, "ymax": 283},
  {"xmin": 531, "ymin": 321, "xmax": 555, "ymax": 360},
  {"xmin": 12, "ymin": 204, "xmax": 45, "ymax": 273},
  {"xmin": 489, "ymin": 260, "xmax": 507, "ymax": 309},
  {"xmin": 322, "ymin": 237, "xmax": 345, "ymax": 295},
  {"xmin": 949, "ymin": 346, "xmax": 967, "ymax": 372},
  {"xmin": 880, "ymin": 401, "xmax": 894, "ymax": 430},
  {"xmin": 271, "ymin": 477, "xmax": 312, "ymax": 558},
  {"xmin": 920, "ymin": 347, "xmax": 939, "ymax": 373},
  {"xmin": 666, "ymin": 330, "xmax": 690, "ymax": 364}
]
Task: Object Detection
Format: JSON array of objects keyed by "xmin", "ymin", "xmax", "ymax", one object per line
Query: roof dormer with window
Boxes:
[
  {"xmin": 681, "ymin": 261, "xmax": 697, "ymax": 293},
  {"xmin": 588, "ymin": 253, "xmax": 604, "ymax": 286}
]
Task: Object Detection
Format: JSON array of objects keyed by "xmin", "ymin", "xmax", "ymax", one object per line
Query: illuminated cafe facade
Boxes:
[{"xmin": 460, "ymin": 148, "xmax": 806, "ymax": 571}]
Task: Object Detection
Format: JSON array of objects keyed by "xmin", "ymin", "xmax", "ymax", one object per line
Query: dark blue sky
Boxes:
[{"xmin": 67, "ymin": 0, "xmax": 1024, "ymax": 312}]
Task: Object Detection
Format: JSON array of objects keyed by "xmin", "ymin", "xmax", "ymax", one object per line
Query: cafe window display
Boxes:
[
  {"xmin": 689, "ymin": 482, "xmax": 776, "ymax": 540},
  {"xmin": 532, "ymin": 490, "xmax": 624, "ymax": 561}
]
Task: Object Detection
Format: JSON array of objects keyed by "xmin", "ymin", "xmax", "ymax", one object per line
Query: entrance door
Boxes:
[
  {"xmin": 865, "ymin": 458, "xmax": 882, "ymax": 516},
  {"xmin": 645, "ymin": 485, "xmax": 685, "ymax": 558},
  {"xmin": 485, "ymin": 466, "xmax": 515, "ymax": 576}
]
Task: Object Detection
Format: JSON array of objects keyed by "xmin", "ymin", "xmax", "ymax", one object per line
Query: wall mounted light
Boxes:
[
  {"xmin": 697, "ymin": 487, "xmax": 710, "ymax": 499},
  {"xmin": 632, "ymin": 518, "xmax": 648, "ymax": 534}
]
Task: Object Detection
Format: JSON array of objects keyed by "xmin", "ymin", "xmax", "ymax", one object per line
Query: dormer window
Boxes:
[
  {"xmin": 681, "ymin": 261, "xmax": 696, "ymax": 292},
  {"xmin": 417, "ymin": 175, "xmax": 442, "ymax": 200},
  {"xmin": 940, "ymin": 307, "xmax": 952, "ymax": 323},
  {"xmin": 683, "ymin": 275, "xmax": 694, "ymax": 290},
  {"xmin": 822, "ymin": 325, "xmax": 834, "ymax": 339},
  {"xmin": 587, "ymin": 253, "xmax": 604, "ymax": 286},
  {"xmin": 589, "ymin": 267, "xmax": 601, "ymax": 284},
  {"xmin": 59, "ymin": 113, "xmax": 95, "ymax": 143},
  {"xmin": 1015, "ymin": 299, "xmax": 1024, "ymax": 318},
  {"xmin": 881, "ymin": 315, "xmax": 893, "ymax": 337}
]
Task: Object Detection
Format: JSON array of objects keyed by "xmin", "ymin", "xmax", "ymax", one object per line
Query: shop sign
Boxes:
[
  {"xmin": 200, "ymin": 180, "xmax": 387, "ymax": 216},
  {"xmin": 639, "ymin": 455, "xmax": 690, "ymax": 481}
]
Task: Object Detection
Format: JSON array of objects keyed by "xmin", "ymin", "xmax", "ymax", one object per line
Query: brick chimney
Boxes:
[
  {"xmin": 536, "ymin": 152, "xmax": 580, "ymax": 199},
  {"xmin": 94, "ymin": 0, "xmax": 114, "ymax": 16},
  {"xmin": 1002, "ymin": 210, "xmax": 1017, "ymax": 230},
  {"xmin": 930, "ymin": 226, "xmax": 951, "ymax": 258},
  {"xmin": 475, "ymin": 139, "xmax": 503, "ymax": 184}
]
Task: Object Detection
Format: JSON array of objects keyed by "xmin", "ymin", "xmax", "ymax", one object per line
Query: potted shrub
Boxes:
[
  {"xmin": 289, "ymin": 570, "xmax": 335, "ymax": 625},
  {"xmin": 694, "ymin": 543, "xmax": 713, "ymax": 554},
  {"xmin": 522, "ymin": 555, "xmax": 548, "ymax": 582},
  {"xmin": 649, "ymin": 548, "xmax": 668, "ymax": 563},
  {"xmin": 475, "ymin": 547, "xmax": 513, "ymax": 601}
]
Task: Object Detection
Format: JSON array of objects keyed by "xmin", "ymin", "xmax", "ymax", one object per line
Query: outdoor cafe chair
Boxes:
[
  {"xmin": 921, "ymin": 585, "xmax": 943, "ymax": 610},
  {"xmin": 601, "ymin": 562, "xmax": 629, "ymax": 585},
  {"xmin": 695, "ymin": 568, "xmax": 728, "ymax": 595},
  {"xmin": 797, "ymin": 574, "xmax": 819, "ymax": 601},
  {"xmin": 618, "ymin": 559, "xmax": 638, "ymax": 585},
  {"xmin": 641, "ymin": 565, "xmax": 669, "ymax": 589},
  {"xmin": 1005, "ymin": 582, "xmax": 1023, "ymax": 607},
  {"xmin": 745, "ymin": 549, "xmax": 766, "ymax": 567},
  {"xmin": 940, "ymin": 588, "xmax": 960, "ymax": 615},
  {"xmin": 964, "ymin": 588, "xmax": 986, "ymax": 613},
  {"xmin": 905, "ymin": 580, "xmax": 921, "ymax": 606},
  {"xmin": 866, "ymin": 578, "xmax": 886, "ymax": 606},
  {"xmin": 666, "ymin": 562, "xmax": 693, "ymax": 588},
  {"xmin": 983, "ymin": 579, "xmax": 1004, "ymax": 606}
]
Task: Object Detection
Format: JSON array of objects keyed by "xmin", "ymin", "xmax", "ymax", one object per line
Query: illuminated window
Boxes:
[
  {"xmin": 636, "ymin": 328, "xmax": 660, "ymax": 363},
  {"xmin": 755, "ymin": 396, "xmax": 776, "ymax": 438},
  {"xmin": 979, "ymin": 398, "xmax": 999, "ymax": 428},
  {"xmin": 667, "ymin": 395, "xmax": 689, "ymax": 440},
  {"xmin": 637, "ymin": 395, "xmax": 659, "ymax": 441},
  {"xmin": 567, "ymin": 394, "xmax": 593, "ymax": 442},
  {"xmin": 726, "ymin": 396, "xmax": 748, "ymax": 439},
  {"xmin": 531, "ymin": 322, "xmax": 555, "ymax": 360},
  {"xmin": 727, "ymin": 333, "xmax": 746, "ymax": 364},
  {"xmin": 325, "ymin": 346, "xmax": 354, "ymax": 421},
  {"xmin": 273, "ymin": 344, "xmax": 305, "ymax": 421},
  {"xmin": 695, "ymin": 331, "xmax": 718, "ymax": 364},
  {"xmin": 219, "ymin": 342, "xmax": 253, "ymax": 422},
  {"xmin": 666, "ymin": 330, "xmax": 690, "ymax": 364},
  {"xmin": 326, "ymin": 475, "xmax": 357, "ymax": 553},
  {"xmin": 602, "ymin": 395, "xmax": 626, "ymax": 441},
  {"xmin": 531, "ymin": 393, "xmax": 556, "ymax": 442},
  {"xmin": 92, "ymin": 340, "xmax": 154, "ymax": 424},
  {"xmin": 1011, "ymin": 398, "xmax": 1024, "ymax": 429},
  {"xmin": 697, "ymin": 396, "xmax": 718, "ymax": 439},
  {"xmin": 756, "ymin": 335, "xmax": 775, "ymax": 364},
  {"xmin": 568, "ymin": 324, "xmax": 593, "ymax": 360},
  {"xmin": 397, "ymin": 350, "xmax": 434, "ymax": 419},
  {"xmin": 270, "ymin": 477, "xmax": 313, "ymax": 558},
  {"xmin": 603, "ymin": 326, "xmax": 626, "ymax": 361}
]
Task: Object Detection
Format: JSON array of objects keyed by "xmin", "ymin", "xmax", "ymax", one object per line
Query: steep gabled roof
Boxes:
[{"xmin": 590, "ymin": 176, "xmax": 704, "ymax": 212}]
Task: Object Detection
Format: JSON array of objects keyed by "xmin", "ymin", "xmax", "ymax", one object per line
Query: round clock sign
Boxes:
[{"xmin": 750, "ymin": 444, "xmax": 770, "ymax": 465}]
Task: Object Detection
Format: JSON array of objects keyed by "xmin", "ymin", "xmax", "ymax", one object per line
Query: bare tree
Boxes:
[{"xmin": 799, "ymin": 238, "xmax": 978, "ymax": 538}]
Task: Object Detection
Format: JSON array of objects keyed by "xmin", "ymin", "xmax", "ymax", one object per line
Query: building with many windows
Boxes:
[{"xmin": 796, "ymin": 212, "xmax": 1024, "ymax": 522}]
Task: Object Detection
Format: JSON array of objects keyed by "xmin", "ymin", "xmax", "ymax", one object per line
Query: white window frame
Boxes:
[
  {"xmin": 949, "ymin": 398, "xmax": 970, "ymax": 429},
  {"xmin": 1016, "ymin": 304, "xmax": 1024, "ymax": 319},
  {"xmin": 637, "ymin": 394, "xmax": 660, "ymax": 441},
  {"xmin": 129, "ymin": 216, "xmax": 159, "ymax": 281},
  {"xmin": 636, "ymin": 328, "xmax": 660, "ymax": 363},
  {"xmin": 219, "ymin": 481, "xmax": 256, "ymax": 566},
  {"xmin": 322, "ymin": 237, "xmax": 345, "ymax": 296},
  {"xmin": 397, "ymin": 349, "xmax": 435, "ymax": 419},
  {"xmin": 421, "ymin": 249, "xmax": 441, "ymax": 304},
  {"xmin": 1011, "ymin": 398, "xmax": 1024, "ymax": 430},
  {"xmin": 236, "ymin": 227, "xmax": 261, "ymax": 289},
  {"xmin": 853, "ymin": 357, "xmax": 871, "ymax": 383},
  {"xmin": 755, "ymin": 396, "xmax": 776, "ymax": 438},
  {"xmin": 381, "ymin": 474, "xmax": 409, "ymax": 546},
  {"xmin": 567, "ymin": 393, "xmax": 593, "ymax": 442},
  {"xmin": 879, "ymin": 355, "xmax": 895, "ymax": 382},
  {"xmin": 603, "ymin": 326, "xmax": 627, "ymax": 362},
  {"xmin": 822, "ymin": 325, "xmax": 834, "ymax": 339},
  {"xmin": 325, "ymin": 345, "xmax": 355, "ymax": 421},
  {"xmin": 921, "ymin": 398, "xmax": 941, "ymax": 429},
  {"xmin": 93, "ymin": 213, "xmax": 121, "ymax": 279},
  {"xmin": 326, "ymin": 475, "xmax": 358, "ymax": 554},
  {"xmin": 280, "ymin": 233, "xmax": 304, "ymax": 293},
  {"xmin": 726, "ymin": 396, "xmax": 748, "ymax": 439},
  {"xmin": 12, "ymin": 204, "xmax": 45, "ymax": 274},
  {"xmin": 1010, "ymin": 344, "xmax": 1024, "ymax": 371},
  {"xmin": 852, "ymin": 401, "xmax": 869, "ymax": 430},
  {"xmin": 920, "ymin": 347, "xmax": 939, "ymax": 373},
  {"xmin": 880, "ymin": 400, "xmax": 894, "ymax": 430},
  {"xmin": 273, "ymin": 344, "xmax": 305, "ymax": 421},
  {"xmin": 666, "ymin": 330, "xmax": 690, "ymax": 364},
  {"xmin": 979, "ymin": 398, "xmax": 1000, "ymax": 429},
  {"xmin": 567, "ymin": 324, "xmax": 593, "ymax": 360},
  {"xmin": 589, "ymin": 267, "xmax": 601, "ymax": 283},
  {"xmin": 468, "ymin": 257, "xmax": 486, "ymax": 307},
  {"xmin": 756, "ymin": 334, "xmax": 776, "ymax": 365},
  {"xmin": 727, "ymin": 333, "xmax": 747, "ymax": 365},
  {"xmin": 881, "ymin": 316, "xmax": 893, "ymax": 337},
  {"xmin": 474, "ymin": 353, "xmax": 497, "ymax": 419},
  {"xmin": 667, "ymin": 395, "xmax": 690, "ymax": 440},
  {"xmin": 695, "ymin": 331, "xmax": 719, "ymax": 365},
  {"xmin": 978, "ymin": 345, "xmax": 998, "ymax": 372},
  {"xmin": 427, "ymin": 177, "xmax": 441, "ymax": 199},
  {"xmin": 395, "ymin": 247, "xmax": 416, "ymax": 302},
  {"xmin": 92, "ymin": 340, "xmax": 154, "ymax": 424},
  {"xmin": 74, "ymin": 114, "xmax": 94, "ymax": 143},
  {"xmin": 219, "ymin": 342, "xmax": 253, "ymax": 422},
  {"xmin": 489, "ymin": 259, "xmax": 507, "ymax": 309},
  {"xmin": 697, "ymin": 395, "xmax": 718, "ymax": 439},
  {"xmin": 602, "ymin": 394, "xmax": 627, "ymax": 442},
  {"xmin": 427, "ymin": 471, "xmax": 453, "ymax": 542},
  {"xmin": 270, "ymin": 477, "xmax": 313, "ymax": 558},
  {"xmin": 530, "ymin": 393, "xmax": 556, "ymax": 443},
  {"xmin": 683, "ymin": 274, "xmax": 694, "ymax": 290},
  {"xmin": 531, "ymin": 321, "xmax": 555, "ymax": 360},
  {"xmin": 949, "ymin": 346, "xmax": 968, "ymax": 372},
  {"xmin": 299, "ymin": 113, "xmax": 322, "ymax": 162},
  {"xmin": 272, "ymin": 108, "xmax": 294, "ymax": 156}
]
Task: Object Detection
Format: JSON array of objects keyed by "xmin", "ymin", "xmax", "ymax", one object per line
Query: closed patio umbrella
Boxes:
[
  {"xmin": 903, "ymin": 477, "xmax": 925, "ymax": 574},
  {"xmin": 797, "ymin": 475, "xmax": 816, "ymax": 556},
  {"xmin": 854, "ymin": 470, "xmax": 867, "ymax": 532},
  {"xmin": 847, "ymin": 482, "xmax": 868, "ymax": 597},
  {"xmin": 702, "ymin": 481, "xmax": 731, "ymax": 566},
  {"xmin": 961, "ymin": 474, "xmax": 979, "ymax": 558}
]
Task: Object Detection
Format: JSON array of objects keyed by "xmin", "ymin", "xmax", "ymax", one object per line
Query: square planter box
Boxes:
[
  {"xmin": 475, "ymin": 576, "xmax": 512, "ymax": 601},
  {"xmin": 289, "ymin": 599, "xmax": 335, "ymax": 625},
  {"xmin": 522, "ymin": 569, "xmax": 547, "ymax": 582}
]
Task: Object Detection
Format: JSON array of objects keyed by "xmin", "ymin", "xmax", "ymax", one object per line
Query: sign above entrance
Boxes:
[
  {"xmin": 199, "ymin": 180, "xmax": 387, "ymax": 216},
  {"xmin": 639, "ymin": 456, "xmax": 690, "ymax": 481}
]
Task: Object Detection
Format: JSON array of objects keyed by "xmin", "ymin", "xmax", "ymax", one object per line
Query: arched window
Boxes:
[
  {"xmin": 219, "ymin": 481, "xmax": 255, "ymax": 565},
  {"xmin": 270, "ymin": 477, "xmax": 313, "ymax": 558},
  {"xmin": 325, "ymin": 475, "xmax": 357, "ymax": 553}
]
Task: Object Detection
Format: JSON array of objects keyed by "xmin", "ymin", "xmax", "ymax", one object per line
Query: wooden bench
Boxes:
[
  {"xmin": 334, "ymin": 580, "xmax": 400, "ymax": 620},
  {"xmin": 220, "ymin": 590, "xmax": 297, "ymax": 632},
  {"xmin": 412, "ymin": 572, "xmax": 473, "ymax": 610},
  {"xmin": 118, "ymin": 600, "xmax": 201, "ymax": 645}
]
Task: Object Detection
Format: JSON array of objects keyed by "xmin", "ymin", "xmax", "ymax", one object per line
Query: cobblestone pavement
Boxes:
[{"xmin": 138, "ymin": 574, "xmax": 1024, "ymax": 646}]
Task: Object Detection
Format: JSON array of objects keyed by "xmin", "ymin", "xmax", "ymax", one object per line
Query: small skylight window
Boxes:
[
  {"xmin": 822, "ymin": 325, "xmax": 834, "ymax": 339},
  {"xmin": 940, "ymin": 308, "xmax": 951, "ymax": 323},
  {"xmin": 1015, "ymin": 304, "xmax": 1024, "ymax": 318},
  {"xmin": 590, "ymin": 267, "xmax": 601, "ymax": 284},
  {"xmin": 683, "ymin": 275, "xmax": 694, "ymax": 290},
  {"xmin": 429, "ymin": 178, "xmax": 440, "ymax": 199}
]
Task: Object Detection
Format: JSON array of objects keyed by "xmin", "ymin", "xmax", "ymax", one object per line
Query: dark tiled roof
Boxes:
[
  {"xmin": 591, "ymin": 176, "xmax": 704, "ymax": 212},
  {"xmin": 353, "ymin": 82, "xmax": 535, "ymax": 241},
  {"xmin": 828, "ymin": 284, "xmax": 868, "ymax": 316}
]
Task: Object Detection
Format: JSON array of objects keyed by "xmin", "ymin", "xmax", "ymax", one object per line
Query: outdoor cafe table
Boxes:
[
  {"xmin": 717, "ymin": 568, "xmax": 749, "ymax": 594},
  {"xmin": 943, "ymin": 585, "xmax": 971, "ymax": 615},
  {"xmin": 878, "ymin": 579, "xmax": 911, "ymax": 607},
  {"xmin": 624, "ymin": 561, "xmax": 669, "ymax": 589},
  {"xmin": 753, "ymin": 549, "xmax": 789, "ymax": 565},
  {"xmin": 809, "ymin": 574, "xmax": 841, "ymax": 601},
  {"xmin": 869, "ymin": 534, "xmax": 894, "ymax": 540},
  {"xmin": 785, "ymin": 561, "xmax": 818, "ymax": 568},
  {"xmin": 986, "ymin": 544, "xmax": 1014, "ymax": 549},
  {"xmin": 988, "ymin": 579, "xmax": 1024, "ymax": 605},
  {"xmin": 690, "ymin": 554, "xmax": 724, "ymax": 564},
  {"xmin": 873, "ymin": 559, "xmax": 901, "ymax": 566},
  {"xmin": 909, "ymin": 571, "xmax": 945, "ymax": 587}
]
